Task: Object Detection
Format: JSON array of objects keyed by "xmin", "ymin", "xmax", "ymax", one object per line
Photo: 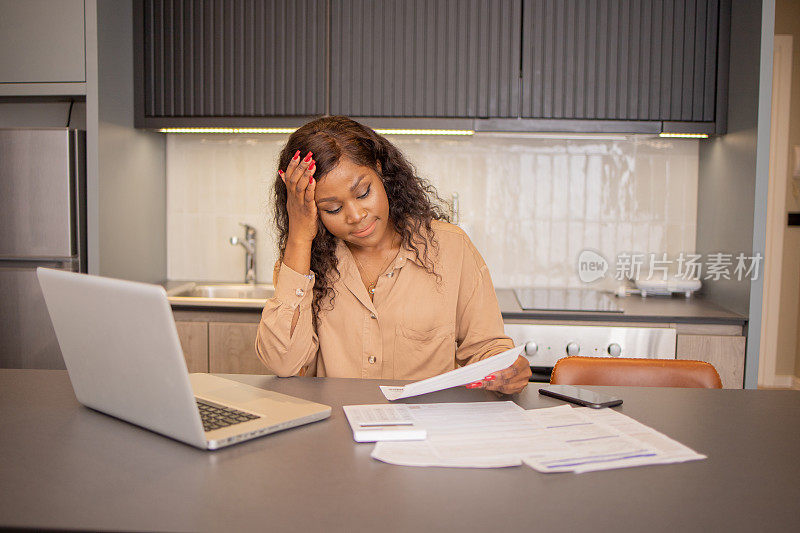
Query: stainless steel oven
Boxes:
[{"xmin": 503, "ymin": 288, "xmax": 677, "ymax": 382}]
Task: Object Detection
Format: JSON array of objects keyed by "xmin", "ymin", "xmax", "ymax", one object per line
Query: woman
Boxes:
[{"xmin": 256, "ymin": 116, "xmax": 530, "ymax": 394}]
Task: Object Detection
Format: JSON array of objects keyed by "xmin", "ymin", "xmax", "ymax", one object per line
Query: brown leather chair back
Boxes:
[{"xmin": 550, "ymin": 357, "xmax": 723, "ymax": 388}]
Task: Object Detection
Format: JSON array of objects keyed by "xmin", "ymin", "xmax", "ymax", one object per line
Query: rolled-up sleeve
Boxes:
[
  {"xmin": 255, "ymin": 263, "xmax": 319, "ymax": 376},
  {"xmin": 454, "ymin": 244, "xmax": 514, "ymax": 366}
]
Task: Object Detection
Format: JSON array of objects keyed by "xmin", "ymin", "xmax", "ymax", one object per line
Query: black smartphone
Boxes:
[{"xmin": 538, "ymin": 385, "xmax": 623, "ymax": 409}]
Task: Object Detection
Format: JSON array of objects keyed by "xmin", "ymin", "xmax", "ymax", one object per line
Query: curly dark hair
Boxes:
[{"xmin": 273, "ymin": 116, "xmax": 450, "ymax": 320}]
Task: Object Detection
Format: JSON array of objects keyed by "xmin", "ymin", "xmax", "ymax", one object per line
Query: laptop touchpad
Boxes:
[{"xmin": 190, "ymin": 373, "xmax": 310, "ymax": 411}]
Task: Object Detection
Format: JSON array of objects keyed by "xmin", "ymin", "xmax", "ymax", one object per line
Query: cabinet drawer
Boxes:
[
  {"xmin": 174, "ymin": 321, "xmax": 208, "ymax": 373},
  {"xmin": 208, "ymin": 322, "xmax": 268, "ymax": 375},
  {"xmin": 676, "ymin": 335, "xmax": 745, "ymax": 389}
]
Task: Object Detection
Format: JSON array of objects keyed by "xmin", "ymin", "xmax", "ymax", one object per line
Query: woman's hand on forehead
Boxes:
[{"xmin": 280, "ymin": 150, "xmax": 319, "ymax": 245}]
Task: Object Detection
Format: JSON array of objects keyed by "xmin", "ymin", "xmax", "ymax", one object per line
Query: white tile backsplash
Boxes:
[{"xmin": 166, "ymin": 133, "xmax": 699, "ymax": 288}]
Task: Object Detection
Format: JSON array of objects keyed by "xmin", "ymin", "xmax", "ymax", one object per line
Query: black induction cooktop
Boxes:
[{"xmin": 513, "ymin": 288, "xmax": 622, "ymax": 313}]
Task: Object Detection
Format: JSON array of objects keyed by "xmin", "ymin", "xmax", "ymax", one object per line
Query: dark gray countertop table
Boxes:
[{"xmin": 1, "ymin": 370, "xmax": 796, "ymax": 532}]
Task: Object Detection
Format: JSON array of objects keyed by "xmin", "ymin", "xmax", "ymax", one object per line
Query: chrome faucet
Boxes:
[{"xmin": 229, "ymin": 223, "xmax": 256, "ymax": 284}]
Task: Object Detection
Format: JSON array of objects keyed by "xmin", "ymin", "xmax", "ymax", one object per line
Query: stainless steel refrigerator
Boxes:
[{"xmin": 0, "ymin": 128, "xmax": 86, "ymax": 369}]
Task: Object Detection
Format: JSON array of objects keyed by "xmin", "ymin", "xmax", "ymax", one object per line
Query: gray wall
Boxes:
[
  {"xmin": 697, "ymin": 0, "xmax": 774, "ymax": 388},
  {"xmin": 96, "ymin": 0, "xmax": 166, "ymax": 282},
  {"xmin": 747, "ymin": 0, "xmax": 775, "ymax": 388},
  {"xmin": 696, "ymin": 0, "xmax": 762, "ymax": 316}
]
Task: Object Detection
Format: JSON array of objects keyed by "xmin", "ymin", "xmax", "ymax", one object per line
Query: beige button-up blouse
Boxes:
[{"xmin": 255, "ymin": 221, "xmax": 514, "ymax": 379}]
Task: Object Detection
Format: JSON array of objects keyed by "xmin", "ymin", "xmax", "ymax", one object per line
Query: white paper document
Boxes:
[
  {"xmin": 342, "ymin": 404, "xmax": 427, "ymax": 442},
  {"xmin": 368, "ymin": 403, "xmax": 706, "ymax": 472},
  {"xmin": 371, "ymin": 401, "xmax": 538, "ymax": 467},
  {"xmin": 379, "ymin": 345, "xmax": 524, "ymax": 401},
  {"xmin": 521, "ymin": 406, "xmax": 707, "ymax": 474}
]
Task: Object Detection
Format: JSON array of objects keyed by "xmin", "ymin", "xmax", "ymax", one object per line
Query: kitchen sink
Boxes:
[
  {"xmin": 179, "ymin": 284, "xmax": 274, "ymax": 299},
  {"xmin": 167, "ymin": 282, "xmax": 275, "ymax": 307}
]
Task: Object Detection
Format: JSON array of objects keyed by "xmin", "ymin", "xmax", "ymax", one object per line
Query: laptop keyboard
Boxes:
[{"xmin": 196, "ymin": 399, "xmax": 260, "ymax": 432}]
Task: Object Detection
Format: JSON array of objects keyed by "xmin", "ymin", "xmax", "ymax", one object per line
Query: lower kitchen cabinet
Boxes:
[
  {"xmin": 209, "ymin": 322, "xmax": 268, "ymax": 375},
  {"xmin": 174, "ymin": 321, "xmax": 209, "ymax": 373},
  {"xmin": 172, "ymin": 309, "xmax": 267, "ymax": 375},
  {"xmin": 175, "ymin": 307, "xmax": 747, "ymax": 387},
  {"xmin": 676, "ymin": 334, "xmax": 746, "ymax": 389}
]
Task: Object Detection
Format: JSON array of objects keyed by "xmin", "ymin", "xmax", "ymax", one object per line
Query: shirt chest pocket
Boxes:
[{"xmin": 393, "ymin": 324, "xmax": 455, "ymax": 381}]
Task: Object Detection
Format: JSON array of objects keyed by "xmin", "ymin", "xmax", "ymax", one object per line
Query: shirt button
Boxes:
[
  {"xmin": 368, "ymin": 356, "xmax": 376, "ymax": 364},
  {"xmin": 295, "ymin": 288, "xmax": 304, "ymax": 297},
  {"xmin": 370, "ymin": 314, "xmax": 377, "ymax": 319}
]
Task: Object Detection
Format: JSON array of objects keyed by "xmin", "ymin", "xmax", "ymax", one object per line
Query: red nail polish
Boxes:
[
  {"xmin": 292, "ymin": 150, "xmax": 300, "ymax": 161},
  {"xmin": 303, "ymin": 152, "xmax": 313, "ymax": 163},
  {"xmin": 466, "ymin": 382, "xmax": 482, "ymax": 389},
  {"xmin": 309, "ymin": 161, "xmax": 315, "ymax": 171},
  {"xmin": 278, "ymin": 169, "xmax": 284, "ymax": 176},
  {"xmin": 309, "ymin": 176, "xmax": 314, "ymax": 184},
  {"xmin": 484, "ymin": 375, "xmax": 495, "ymax": 381}
]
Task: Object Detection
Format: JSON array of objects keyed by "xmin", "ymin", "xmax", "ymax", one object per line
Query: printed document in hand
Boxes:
[{"xmin": 379, "ymin": 344, "xmax": 523, "ymax": 400}]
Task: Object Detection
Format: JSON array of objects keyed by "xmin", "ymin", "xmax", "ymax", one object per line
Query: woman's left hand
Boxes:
[{"xmin": 466, "ymin": 355, "xmax": 531, "ymax": 395}]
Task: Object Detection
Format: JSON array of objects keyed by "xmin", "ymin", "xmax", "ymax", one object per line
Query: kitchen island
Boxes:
[
  {"xmin": 164, "ymin": 282, "xmax": 750, "ymax": 387},
  {"xmin": 0, "ymin": 369, "xmax": 797, "ymax": 532}
]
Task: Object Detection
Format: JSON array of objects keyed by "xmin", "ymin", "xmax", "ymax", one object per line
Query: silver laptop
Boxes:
[{"xmin": 37, "ymin": 268, "xmax": 331, "ymax": 450}]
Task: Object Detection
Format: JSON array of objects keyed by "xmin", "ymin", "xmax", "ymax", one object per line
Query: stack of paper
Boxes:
[{"xmin": 362, "ymin": 403, "xmax": 705, "ymax": 473}]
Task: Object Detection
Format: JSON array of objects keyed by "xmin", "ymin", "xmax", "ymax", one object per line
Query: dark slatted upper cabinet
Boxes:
[
  {"xmin": 329, "ymin": 0, "xmax": 522, "ymax": 118},
  {"xmin": 522, "ymin": 0, "xmax": 722, "ymax": 122},
  {"xmin": 135, "ymin": 0, "xmax": 326, "ymax": 124},
  {"xmin": 134, "ymin": 0, "xmax": 730, "ymax": 132}
]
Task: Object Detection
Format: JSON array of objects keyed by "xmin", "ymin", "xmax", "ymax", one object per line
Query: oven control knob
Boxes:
[
  {"xmin": 524, "ymin": 341, "xmax": 538, "ymax": 356},
  {"xmin": 607, "ymin": 343, "xmax": 622, "ymax": 357},
  {"xmin": 566, "ymin": 342, "xmax": 580, "ymax": 357}
]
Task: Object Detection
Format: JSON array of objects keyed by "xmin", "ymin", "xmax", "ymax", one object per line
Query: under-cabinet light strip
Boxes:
[
  {"xmin": 158, "ymin": 128, "xmax": 706, "ymax": 138},
  {"xmin": 658, "ymin": 133, "xmax": 710, "ymax": 138},
  {"xmin": 158, "ymin": 128, "xmax": 296, "ymax": 134},
  {"xmin": 158, "ymin": 127, "xmax": 475, "ymax": 136},
  {"xmin": 375, "ymin": 129, "xmax": 474, "ymax": 136}
]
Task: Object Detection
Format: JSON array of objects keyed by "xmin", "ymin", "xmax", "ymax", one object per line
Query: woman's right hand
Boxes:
[{"xmin": 281, "ymin": 150, "xmax": 318, "ymax": 245}]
